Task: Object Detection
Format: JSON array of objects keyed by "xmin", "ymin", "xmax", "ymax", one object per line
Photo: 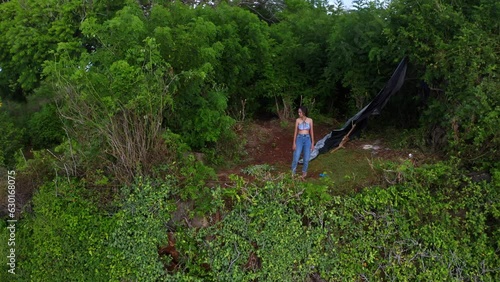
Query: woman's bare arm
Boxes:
[
  {"xmin": 293, "ymin": 119, "xmax": 298, "ymax": 150},
  {"xmin": 310, "ymin": 119, "xmax": 315, "ymax": 150}
]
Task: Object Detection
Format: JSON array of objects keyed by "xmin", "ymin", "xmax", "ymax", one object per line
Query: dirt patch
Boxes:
[
  {"xmin": 217, "ymin": 119, "xmax": 426, "ymax": 183},
  {"xmin": 244, "ymin": 119, "xmax": 333, "ymax": 166},
  {"xmin": 217, "ymin": 119, "xmax": 337, "ymax": 181}
]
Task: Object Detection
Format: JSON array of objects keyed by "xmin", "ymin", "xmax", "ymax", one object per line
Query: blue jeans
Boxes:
[{"xmin": 292, "ymin": 134, "xmax": 311, "ymax": 174}]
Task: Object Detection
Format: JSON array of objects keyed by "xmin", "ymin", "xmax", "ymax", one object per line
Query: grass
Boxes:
[{"xmin": 307, "ymin": 147, "xmax": 381, "ymax": 195}]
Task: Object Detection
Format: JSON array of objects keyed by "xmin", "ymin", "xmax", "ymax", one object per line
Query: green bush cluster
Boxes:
[
  {"xmin": 27, "ymin": 104, "xmax": 65, "ymax": 150},
  {"xmin": 0, "ymin": 178, "xmax": 175, "ymax": 282},
  {"xmin": 171, "ymin": 163, "xmax": 500, "ymax": 281},
  {"xmin": 1, "ymin": 161, "xmax": 498, "ymax": 281},
  {"xmin": 0, "ymin": 110, "xmax": 23, "ymax": 168}
]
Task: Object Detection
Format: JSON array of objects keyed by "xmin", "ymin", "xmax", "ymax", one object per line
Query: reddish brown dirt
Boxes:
[
  {"xmin": 216, "ymin": 119, "xmax": 423, "ymax": 182},
  {"xmin": 217, "ymin": 119, "xmax": 337, "ymax": 181},
  {"xmin": 243, "ymin": 119, "xmax": 332, "ymax": 168}
]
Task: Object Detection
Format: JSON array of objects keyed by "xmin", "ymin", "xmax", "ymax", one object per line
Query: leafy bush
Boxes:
[
  {"xmin": 169, "ymin": 84, "xmax": 237, "ymax": 158},
  {"xmin": 27, "ymin": 103, "xmax": 64, "ymax": 150},
  {"xmin": 107, "ymin": 178, "xmax": 175, "ymax": 281},
  {"xmin": 1, "ymin": 177, "xmax": 176, "ymax": 282},
  {"xmin": 6, "ymin": 180, "xmax": 113, "ymax": 281},
  {"xmin": 0, "ymin": 110, "xmax": 23, "ymax": 168},
  {"xmin": 3, "ymin": 162, "xmax": 498, "ymax": 281},
  {"xmin": 169, "ymin": 162, "xmax": 499, "ymax": 281},
  {"xmin": 210, "ymin": 124, "xmax": 246, "ymax": 167},
  {"xmin": 186, "ymin": 179, "xmax": 318, "ymax": 281}
]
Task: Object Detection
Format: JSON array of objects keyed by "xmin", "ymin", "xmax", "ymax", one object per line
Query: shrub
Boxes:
[
  {"xmin": 107, "ymin": 178, "xmax": 176, "ymax": 281},
  {"xmin": 169, "ymin": 162, "xmax": 499, "ymax": 281},
  {"xmin": 27, "ymin": 104, "xmax": 64, "ymax": 150},
  {"xmin": 188, "ymin": 180, "xmax": 319, "ymax": 281},
  {"xmin": 1, "ymin": 177, "xmax": 176, "ymax": 282},
  {"xmin": 7, "ymin": 180, "xmax": 113, "ymax": 281},
  {"xmin": 0, "ymin": 110, "xmax": 23, "ymax": 168}
]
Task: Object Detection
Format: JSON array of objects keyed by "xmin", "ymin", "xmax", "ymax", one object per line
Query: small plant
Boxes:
[
  {"xmin": 241, "ymin": 164, "xmax": 275, "ymax": 177},
  {"xmin": 303, "ymin": 182, "xmax": 333, "ymax": 204},
  {"xmin": 280, "ymin": 119, "xmax": 290, "ymax": 129}
]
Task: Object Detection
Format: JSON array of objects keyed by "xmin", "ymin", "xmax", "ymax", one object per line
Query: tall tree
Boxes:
[
  {"xmin": 45, "ymin": 3, "xmax": 175, "ymax": 183},
  {"xmin": 263, "ymin": 0, "xmax": 334, "ymax": 119},
  {"xmin": 385, "ymin": 0, "xmax": 499, "ymax": 167},
  {"xmin": 326, "ymin": 3, "xmax": 394, "ymax": 117},
  {"xmin": 0, "ymin": 0, "xmax": 126, "ymax": 100}
]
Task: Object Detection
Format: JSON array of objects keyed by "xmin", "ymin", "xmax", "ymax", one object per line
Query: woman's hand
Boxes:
[
  {"xmin": 310, "ymin": 144, "xmax": 314, "ymax": 151},
  {"xmin": 293, "ymin": 144, "xmax": 296, "ymax": 151}
]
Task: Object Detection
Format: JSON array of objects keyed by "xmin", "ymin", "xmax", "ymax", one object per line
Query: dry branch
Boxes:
[{"xmin": 330, "ymin": 122, "xmax": 357, "ymax": 154}]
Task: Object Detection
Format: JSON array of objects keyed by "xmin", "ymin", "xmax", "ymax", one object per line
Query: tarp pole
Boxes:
[{"xmin": 330, "ymin": 122, "xmax": 357, "ymax": 154}]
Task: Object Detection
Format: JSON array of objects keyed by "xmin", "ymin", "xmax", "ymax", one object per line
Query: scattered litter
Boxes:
[{"xmin": 362, "ymin": 145, "xmax": 381, "ymax": 150}]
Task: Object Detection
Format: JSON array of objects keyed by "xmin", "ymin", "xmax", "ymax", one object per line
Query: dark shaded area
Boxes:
[{"xmin": 310, "ymin": 57, "xmax": 409, "ymax": 160}]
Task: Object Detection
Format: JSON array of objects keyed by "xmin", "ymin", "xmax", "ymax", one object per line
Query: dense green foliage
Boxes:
[
  {"xmin": 0, "ymin": 178, "xmax": 176, "ymax": 281},
  {"xmin": 1, "ymin": 0, "xmax": 498, "ymax": 168},
  {"xmin": 1, "ymin": 0, "xmax": 498, "ymax": 280},
  {"xmin": 186, "ymin": 164, "xmax": 500, "ymax": 280},
  {"xmin": 2, "ymin": 162, "xmax": 498, "ymax": 281},
  {"xmin": 0, "ymin": 109, "xmax": 23, "ymax": 168}
]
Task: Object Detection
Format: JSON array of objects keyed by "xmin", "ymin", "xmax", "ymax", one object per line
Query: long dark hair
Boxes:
[{"xmin": 298, "ymin": 106, "xmax": 308, "ymax": 117}]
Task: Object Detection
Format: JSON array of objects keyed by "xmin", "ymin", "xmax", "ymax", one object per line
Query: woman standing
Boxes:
[{"xmin": 291, "ymin": 106, "xmax": 315, "ymax": 178}]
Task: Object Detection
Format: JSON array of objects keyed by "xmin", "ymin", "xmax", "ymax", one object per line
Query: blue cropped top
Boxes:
[{"xmin": 298, "ymin": 121, "xmax": 311, "ymax": 131}]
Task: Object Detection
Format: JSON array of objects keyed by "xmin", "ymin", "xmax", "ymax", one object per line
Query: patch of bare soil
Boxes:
[
  {"xmin": 216, "ymin": 119, "xmax": 426, "ymax": 183},
  {"xmin": 216, "ymin": 119, "xmax": 334, "ymax": 182}
]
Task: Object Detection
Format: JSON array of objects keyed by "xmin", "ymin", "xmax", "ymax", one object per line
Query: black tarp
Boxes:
[{"xmin": 304, "ymin": 57, "xmax": 408, "ymax": 162}]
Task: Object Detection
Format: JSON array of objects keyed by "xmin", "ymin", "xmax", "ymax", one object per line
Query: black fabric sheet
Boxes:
[{"xmin": 305, "ymin": 57, "xmax": 408, "ymax": 162}]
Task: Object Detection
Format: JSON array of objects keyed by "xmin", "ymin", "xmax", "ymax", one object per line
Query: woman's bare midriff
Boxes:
[{"xmin": 298, "ymin": 130, "xmax": 310, "ymax": 135}]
